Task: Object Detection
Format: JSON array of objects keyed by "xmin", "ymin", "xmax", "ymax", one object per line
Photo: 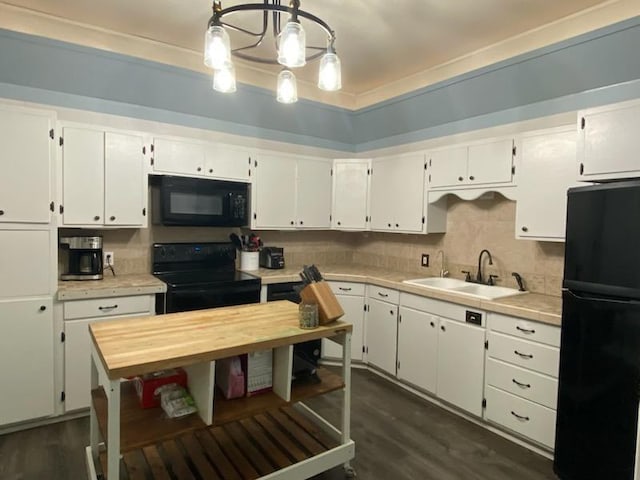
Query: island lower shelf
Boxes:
[
  {"xmin": 92, "ymin": 367, "xmax": 344, "ymax": 453},
  {"xmin": 98, "ymin": 406, "xmax": 340, "ymax": 480}
]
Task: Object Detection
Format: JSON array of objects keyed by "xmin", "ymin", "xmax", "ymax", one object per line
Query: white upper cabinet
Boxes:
[
  {"xmin": 577, "ymin": 100, "xmax": 640, "ymax": 181},
  {"xmin": 252, "ymin": 153, "xmax": 297, "ymax": 229},
  {"xmin": 153, "ymin": 136, "xmax": 206, "ymax": 176},
  {"xmin": 62, "ymin": 125, "xmax": 147, "ymax": 227},
  {"xmin": 332, "ymin": 159, "xmax": 371, "ymax": 230},
  {"xmin": 153, "ymin": 136, "xmax": 251, "ymax": 182},
  {"xmin": 370, "ymin": 154, "xmax": 425, "ymax": 232},
  {"xmin": 0, "ymin": 105, "xmax": 55, "ymax": 224},
  {"xmin": 516, "ymin": 127, "xmax": 579, "ymax": 241},
  {"xmin": 428, "ymin": 138, "xmax": 515, "ymax": 189},
  {"xmin": 104, "ymin": 132, "xmax": 146, "ymax": 226},
  {"xmin": 206, "ymin": 144, "xmax": 250, "ymax": 182},
  {"xmin": 296, "ymin": 157, "xmax": 332, "ymax": 228}
]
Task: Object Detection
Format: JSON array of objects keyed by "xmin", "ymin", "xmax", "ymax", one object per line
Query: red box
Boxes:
[{"xmin": 133, "ymin": 368, "xmax": 188, "ymax": 409}]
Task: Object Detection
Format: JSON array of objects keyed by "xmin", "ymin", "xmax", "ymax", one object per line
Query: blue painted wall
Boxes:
[{"xmin": 0, "ymin": 16, "xmax": 639, "ymax": 153}]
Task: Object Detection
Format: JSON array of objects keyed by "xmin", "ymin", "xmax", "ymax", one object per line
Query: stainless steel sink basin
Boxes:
[{"xmin": 403, "ymin": 277, "xmax": 527, "ymax": 300}]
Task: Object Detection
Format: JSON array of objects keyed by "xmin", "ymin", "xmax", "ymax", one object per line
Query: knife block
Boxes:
[{"xmin": 299, "ymin": 281, "xmax": 344, "ymax": 325}]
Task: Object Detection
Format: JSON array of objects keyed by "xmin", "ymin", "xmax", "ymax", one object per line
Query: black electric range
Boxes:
[{"xmin": 153, "ymin": 242, "xmax": 261, "ymax": 314}]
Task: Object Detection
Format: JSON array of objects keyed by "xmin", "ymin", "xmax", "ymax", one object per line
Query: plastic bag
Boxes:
[{"xmin": 156, "ymin": 383, "xmax": 198, "ymax": 418}]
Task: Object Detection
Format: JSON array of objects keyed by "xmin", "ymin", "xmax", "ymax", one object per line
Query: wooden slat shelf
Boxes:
[
  {"xmin": 213, "ymin": 367, "xmax": 344, "ymax": 426},
  {"xmin": 98, "ymin": 406, "xmax": 339, "ymax": 480},
  {"xmin": 92, "ymin": 381, "xmax": 206, "ymax": 453}
]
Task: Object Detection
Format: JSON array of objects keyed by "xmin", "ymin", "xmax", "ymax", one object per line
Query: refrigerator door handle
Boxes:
[{"xmin": 566, "ymin": 289, "xmax": 640, "ymax": 306}]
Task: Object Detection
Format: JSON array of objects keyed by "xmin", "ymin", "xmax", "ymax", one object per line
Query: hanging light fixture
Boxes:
[{"xmin": 204, "ymin": 0, "xmax": 341, "ymax": 103}]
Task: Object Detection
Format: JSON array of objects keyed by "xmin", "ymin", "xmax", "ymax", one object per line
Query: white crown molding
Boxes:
[{"xmin": 0, "ymin": 0, "xmax": 638, "ymax": 111}]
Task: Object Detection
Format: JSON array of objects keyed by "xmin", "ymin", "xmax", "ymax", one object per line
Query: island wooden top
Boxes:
[{"xmin": 89, "ymin": 301, "xmax": 352, "ymax": 380}]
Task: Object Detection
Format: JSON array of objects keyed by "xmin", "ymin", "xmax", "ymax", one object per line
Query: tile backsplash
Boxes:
[{"xmin": 58, "ymin": 194, "xmax": 564, "ymax": 296}]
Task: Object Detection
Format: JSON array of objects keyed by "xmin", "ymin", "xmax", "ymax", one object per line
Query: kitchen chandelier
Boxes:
[{"xmin": 204, "ymin": 0, "xmax": 342, "ymax": 104}]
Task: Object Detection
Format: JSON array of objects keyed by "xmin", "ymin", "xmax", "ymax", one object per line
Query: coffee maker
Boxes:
[{"xmin": 60, "ymin": 236, "xmax": 103, "ymax": 280}]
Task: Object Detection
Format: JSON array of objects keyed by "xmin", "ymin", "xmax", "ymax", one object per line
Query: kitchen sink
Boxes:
[{"xmin": 403, "ymin": 277, "xmax": 527, "ymax": 300}]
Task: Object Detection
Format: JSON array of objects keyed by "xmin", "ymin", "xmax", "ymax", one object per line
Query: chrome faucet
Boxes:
[
  {"xmin": 476, "ymin": 249, "xmax": 493, "ymax": 284},
  {"xmin": 436, "ymin": 250, "xmax": 448, "ymax": 277}
]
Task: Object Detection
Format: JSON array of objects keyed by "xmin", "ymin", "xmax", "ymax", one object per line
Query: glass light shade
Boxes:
[
  {"xmin": 318, "ymin": 52, "xmax": 342, "ymax": 91},
  {"xmin": 213, "ymin": 61, "xmax": 236, "ymax": 93},
  {"xmin": 276, "ymin": 70, "xmax": 298, "ymax": 104},
  {"xmin": 204, "ymin": 25, "xmax": 231, "ymax": 69},
  {"xmin": 277, "ymin": 21, "xmax": 306, "ymax": 68}
]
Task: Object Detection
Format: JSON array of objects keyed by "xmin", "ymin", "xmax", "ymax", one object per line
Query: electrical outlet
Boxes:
[
  {"xmin": 421, "ymin": 253, "xmax": 429, "ymax": 267},
  {"xmin": 104, "ymin": 251, "xmax": 114, "ymax": 267}
]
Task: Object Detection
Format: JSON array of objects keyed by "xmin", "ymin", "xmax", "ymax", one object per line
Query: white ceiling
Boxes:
[{"xmin": 0, "ymin": 0, "xmax": 625, "ymax": 96}]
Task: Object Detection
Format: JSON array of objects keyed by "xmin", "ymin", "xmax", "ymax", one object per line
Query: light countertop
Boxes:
[
  {"xmin": 57, "ymin": 266, "xmax": 561, "ymax": 326},
  {"xmin": 57, "ymin": 273, "xmax": 166, "ymax": 301}
]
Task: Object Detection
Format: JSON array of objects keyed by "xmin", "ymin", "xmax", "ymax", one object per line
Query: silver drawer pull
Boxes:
[
  {"xmin": 511, "ymin": 411, "xmax": 530, "ymax": 422},
  {"xmin": 339, "ymin": 287, "xmax": 352, "ymax": 291},
  {"xmin": 98, "ymin": 305, "xmax": 118, "ymax": 311},
  {"xmin": 378, "ymin": 292, "xmax": 389, "ymax": 297},
  {"xmin": 514, "ymin": 350, "xmax": 533, "ymax": 359},
  {"xmin": 512, "ymin": 378, "xmax": 531, "ymax": 389},
  {"xmin": 516, "ymin": 326, "xmax": 536, "ymax": 334}
]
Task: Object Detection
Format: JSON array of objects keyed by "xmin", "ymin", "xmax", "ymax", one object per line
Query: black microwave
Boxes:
[{"xmin": 151, "ymin": 175, "xmax": 249, "ymax": 227}]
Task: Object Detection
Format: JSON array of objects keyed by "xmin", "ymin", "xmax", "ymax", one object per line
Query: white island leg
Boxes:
[
  {"xmin": 341, "ymin": 332, "xmax": 355, "ymax": 477},
  {"xmin": 106, "ymin": 378, "xmax": 121, "ymax": 478},
  {"xmin": 89, "ymin": 353, "xmax": 99, "ymax": 460}
]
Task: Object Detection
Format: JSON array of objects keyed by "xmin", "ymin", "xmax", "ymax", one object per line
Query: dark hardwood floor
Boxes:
[{"xmin": 0, "ymin": 368, "xmax": 557, "ymax": 480}]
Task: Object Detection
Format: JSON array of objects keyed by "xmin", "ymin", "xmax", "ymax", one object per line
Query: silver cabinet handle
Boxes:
[
  {"xmin": 514, "ymin": 350, "xmax": 533, "ymax": 359},
  {"xmin": 516, "ymin": 326, "xmax": 535, "ymax": 334},
  {"xmin": 512, "ymin": 378, "xmax": 531, "ymax": 389},
  {"xmin": 511, "ymin": 411, "xmax": 530, "ymax": 421}
]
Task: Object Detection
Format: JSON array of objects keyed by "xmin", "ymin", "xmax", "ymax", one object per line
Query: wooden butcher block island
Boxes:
[{"xmin": 86, "ymin": 301, "xmax": 355, "ymax": 480}]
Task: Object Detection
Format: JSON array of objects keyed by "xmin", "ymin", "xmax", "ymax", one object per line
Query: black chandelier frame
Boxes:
[{"xmin": 207, "ymin": 0, "xmax": 337, "ymax": 65}]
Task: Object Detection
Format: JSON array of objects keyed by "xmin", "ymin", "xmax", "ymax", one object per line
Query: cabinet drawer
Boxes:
[
  {"xmin": 485, "ymin": 386, "xmax": 556, "ymax": 449},
  {"xmin": 486, "ymin": 358, "xmax": 558, "ymax": 410},
  {"xmin": 488, "ymin": 313, "xmax": 560, "ymax": 347},
  {"xmin": 367, "ymin": 285, "xmax": 399, "ymax": 304},
  {"xmin": 488, "ymin": 331, "xmax": 559, "ymax": 377},
  {"xmin": 400, "ymin": 292, "xmax": 485, "ymax": 326},
  {"xmin": 329, "ymin": 281, "xmax": 365, "ymax": 296},
  {"xmin": 64, "ymin": 295, "xmax": 152, "ymax": 320}
]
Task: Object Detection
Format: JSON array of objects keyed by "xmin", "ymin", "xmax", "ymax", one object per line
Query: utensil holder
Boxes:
[
  {"xmin": 239, "ymin": 250, "xmax": 259, "ymax": 271},
  {"xmin": 299, "ymin": 281, "xmax": 344, "ymax": 325}
]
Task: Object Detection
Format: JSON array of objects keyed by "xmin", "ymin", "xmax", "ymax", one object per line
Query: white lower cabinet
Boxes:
[
  {"xmin": 63, "ymin": 295, "xmax": 155, "ymax": 412},
  {"xmin": 436, "ymin": 318, "xmax": 486, "ymax": 417},
  {"xmin": 485, "ymin": 312, "xmax": 560, "ymax": 449},
  {"xmin": 397, "ymin": 306, "xmax": 438, "ymax": 394},
  {"xmin": 321, "ymin": 292, "xmax": 365, "ymax": 361},
  {"xmin": 366, "ymin": 296, "xmax": 398, "ymax": 376},
  {"xmin": 0, "ymin": 298, "xmax": 54, "ymax": 426}
]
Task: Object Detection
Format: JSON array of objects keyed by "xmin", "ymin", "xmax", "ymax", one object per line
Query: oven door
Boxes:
[
  {"xmin": 163, "ymin": 283, "xmax": 260, "ymax": 314},
  {"xmin": 157, "ymin": 175, "xmax": 248, "ymax": 227}
]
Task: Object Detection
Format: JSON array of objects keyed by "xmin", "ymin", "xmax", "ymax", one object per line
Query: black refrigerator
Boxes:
[{"xmin": 554, "ymin": 180, "xmax": 640, "ymax": 480}]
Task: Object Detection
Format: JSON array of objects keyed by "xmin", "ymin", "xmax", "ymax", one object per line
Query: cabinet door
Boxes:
[
  {"xmin": 322, "ymin": 294, "xmax": 365, "ymax": 361},
  {"xmin": 393, "ymin": 154, "xmax": 426, "ymax": 232},
  {"xmin": 253, "ymin": 154, "xmax": 297, "ymax": 229},
  {"xmin": 64, "ymin": 318, "xmax": 93, "ymax": 411},
  {"xmin": 0, "ymin": 107, "xmax": 53, "ymax": 224},
  {"xmin": 397, "ymin": 307, "xmax": 438, "ymax": 394},
  {"xmin": 578, "ymin": 103, "xmax": 640, "ymax": 179},
  {"xmin": 516, "ymin": 129, "xmax": 578, "ymax": 240},
  {"xmin": 437, "ymin": 318, "xmax": 486, "ymax": 417},
  {"xmin": 0, "ymin": 298, "xmax": 54, "ymax": 425},
  {"xmin": 366, "ymin": 298, "xmax": 397, "ymax": 375},
  {"xmin": 369, "ymin": 158, "xmax": 395, "ymax": 231},
  {"xmin": 0, "ymin": 230, "xmax": 51, "ymax": 298},
  {"xmin": 206, "ymin": 144, "xmax": 250, "ymax": 182},
  {"xmin": 296, "ymin": 158, "xmax": 332, "ymax": 228},
  {"xmin": 62, "ymin": 127, "xmax": 105, "ymax": 225},
  {"xmin": 427, "ymin": 146, "xmax": 468, "ymax": 188},
  {"xmin": 467, "ymin": 138, "xmax": 514, "ymax": 185},
  {"xmin": 332, "ymin": 160, "xmax": 370, "ymax": 230},
  {"xmin": 105, "ymin": 132, "xmax": 146, "ymax": 226},
  {"xmin": 153, "ymin": 137, "xmax": 206, "ymax": 176}
]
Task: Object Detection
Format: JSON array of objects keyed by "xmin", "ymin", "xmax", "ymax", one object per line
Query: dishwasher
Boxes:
[{"xmin": 266, "ymin": 282, "xmax": 321, "ymax": 384}]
